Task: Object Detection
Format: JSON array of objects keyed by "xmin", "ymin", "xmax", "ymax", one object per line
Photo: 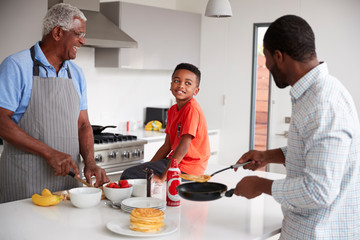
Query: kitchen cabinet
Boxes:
[
  {"xmin": 144, "ymin": 136, "xmax": 165, "ymax": 161},
  {"xmin": 119, "ymin": 2, "xmax": 201, "ymax": 70},
  {"xmin": 208, "ymin": 129, "xmax": 220, "ymax": 164}
]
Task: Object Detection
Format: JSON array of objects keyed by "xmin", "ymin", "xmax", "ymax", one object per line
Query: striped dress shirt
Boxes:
[{"xmin": 272, "ymin": 62, "xmax": 360, "ymax": 239}]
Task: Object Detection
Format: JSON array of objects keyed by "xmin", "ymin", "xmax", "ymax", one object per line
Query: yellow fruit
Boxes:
[
  {"xmin": 32, "ymin": 189, "xmax": 63, "ymax": 207},
  {"xmin": 41, "ymin": 188, "xmax": 52, "ymax": 196},
  {"xmin": 145, "ymin": 121, "xmax": 162, "ymax": 131}
]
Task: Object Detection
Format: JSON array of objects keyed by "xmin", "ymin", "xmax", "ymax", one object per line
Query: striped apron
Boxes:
[{"xmin": 0, "ymin": 46, "xmax": 81, "ymax": 203}]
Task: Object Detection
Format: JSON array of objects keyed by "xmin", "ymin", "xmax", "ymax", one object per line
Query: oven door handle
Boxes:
[{"xmin": 106, "ymin": 170, "xmax": 124, "ymax": 176}]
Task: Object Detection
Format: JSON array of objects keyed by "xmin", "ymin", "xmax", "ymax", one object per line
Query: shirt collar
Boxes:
[
  {"xmin": 290, "ymin": 62, "xmax": 329, "ymax": 100},
  {"xmin": 34, "ymin": 41, "xmax": 69, "ymax": 70}
]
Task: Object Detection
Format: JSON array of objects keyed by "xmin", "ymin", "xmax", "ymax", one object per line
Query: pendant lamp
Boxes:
[{"xmin": 205, "ymin": 0, "xmax": 233, "ymax": 18}]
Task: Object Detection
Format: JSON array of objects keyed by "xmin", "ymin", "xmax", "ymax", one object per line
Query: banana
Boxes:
[
  {"xmin": 41, "ymin": 188, "xmax": 52, "ymax": 196},
  {"xmin": 145, "ymin": 120, "xmax": 162, "ymax": 131},
  {"xmin": 32, "ymin": 189, "xmax": 63, "ymax": 207}
]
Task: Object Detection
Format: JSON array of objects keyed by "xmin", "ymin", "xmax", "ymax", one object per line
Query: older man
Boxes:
[
  {"xmin": 235, "ymin": 15, "xmax": 360, "ymax": 239},
  {"xmin": 0, "ymin": 3, "xmax": 109, "ymax": 203}
]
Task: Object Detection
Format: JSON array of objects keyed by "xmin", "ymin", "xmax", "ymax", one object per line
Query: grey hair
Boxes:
[{"xmin": 42, "ymin": 3, "xmax": 87, "ymax": 36}]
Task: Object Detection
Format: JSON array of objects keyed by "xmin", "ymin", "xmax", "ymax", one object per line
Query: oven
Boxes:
[{"xmin": 81, "ymin": 132, "xmax": 147, "ymax": 182}]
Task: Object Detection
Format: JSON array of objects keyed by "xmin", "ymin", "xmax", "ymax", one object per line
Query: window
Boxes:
[{"xmin": 249, "ymin": 24, "xmax": 270, "ymax": 151}]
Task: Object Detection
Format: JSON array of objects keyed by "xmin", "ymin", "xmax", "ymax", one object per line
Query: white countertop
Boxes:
[{"xmin": 0, "ymin": 164, "xmax": 284, "ymax": 240}]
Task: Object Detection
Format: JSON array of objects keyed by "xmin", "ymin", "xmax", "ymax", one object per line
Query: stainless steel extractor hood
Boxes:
[
  {"xmin": 82, "ymin": 9, "xmax": 137, "ymax": 48},
  {"xmin": 48, "ymin": 0, "xmax": 137, "ymax": 48}
]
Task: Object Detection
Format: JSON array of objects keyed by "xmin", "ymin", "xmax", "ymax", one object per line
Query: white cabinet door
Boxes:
[
  {"xmin": 120, "ymin": 2, "xmax": 201, "ymax": 70},
  {"xmin": 208, "ymin": 130, "xmax": 220, "ymax": 164},
  {"xmin": 144, "ymin": 140, "xmax": 164, "ymax": 162}
]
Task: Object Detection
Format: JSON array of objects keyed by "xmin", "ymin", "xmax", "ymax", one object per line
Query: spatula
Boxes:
[{"xmin": 180, "ymin": 161, "xmax": 251, "ymax": 183}]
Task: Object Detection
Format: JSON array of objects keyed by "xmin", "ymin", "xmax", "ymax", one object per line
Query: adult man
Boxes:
[
  {"xmin": 0, "ymin": 3, "xmax": 109, "ymax": 203},
  {"xmin": 235, "ymin": 15, "xmax": 360, "ymax": 239}
]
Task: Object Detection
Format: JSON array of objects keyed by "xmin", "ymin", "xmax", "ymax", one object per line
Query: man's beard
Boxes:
[{"xmin": 270, "ymin": 64, "xmax": 289, "ymax": 89}]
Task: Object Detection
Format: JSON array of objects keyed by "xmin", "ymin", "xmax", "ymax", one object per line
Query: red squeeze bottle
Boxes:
[{"xmin": 166, "ymin": 158, "xmax": 181, "ymax": 206}]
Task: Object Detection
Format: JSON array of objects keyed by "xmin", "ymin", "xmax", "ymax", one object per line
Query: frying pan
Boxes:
[
  {"xmin": 91, "ymin": 125, "xmax": 116, "ymax": 134},
  {"xmin": 176, "ymin": 182, "xmax": 234, "ymax": 201}
]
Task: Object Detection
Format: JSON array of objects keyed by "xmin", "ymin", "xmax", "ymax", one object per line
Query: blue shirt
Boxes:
[
  {"xmin": 272, "ymin": 63, "xmax": 360, "ymax": 239},
  {"xmin": 0, "ymin": 42, "xmax": 88, "ymax": 123}
]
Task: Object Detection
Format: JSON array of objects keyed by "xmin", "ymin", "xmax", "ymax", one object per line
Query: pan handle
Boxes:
[
  {"xmin": 225, "ymin": 188, "xmax": 234, "ymax": 197},
  {"xmin": 231, "ymin": 161, "xmax": 251, "ymax": 169},
  {"xmin": 220, "ymin": 188, "xmax": 235, "ymax": 198}
]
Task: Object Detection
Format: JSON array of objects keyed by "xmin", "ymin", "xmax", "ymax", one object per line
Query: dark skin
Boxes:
[
  {"xmin": 152, "ymin": 69, "xmax": 200, "ymax": 182},
  {"xmin": 0, "ymin": 17, "xmax": 109, "ymax": 187},
  {"xmin": 234, "ymin": 47, "xmax": 319, "ymax": 199}
]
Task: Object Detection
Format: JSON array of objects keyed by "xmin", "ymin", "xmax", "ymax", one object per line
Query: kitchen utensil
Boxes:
[
  {"xmin": 91, "ymin": 125, "xmax": 116, "ymax": 134},
  {"xmin": 176, "ymin": 182, "xmax": 234, "ymax": 201},
  {"xmin": 103, "ymin": 182, "xmax": 133, "ymax": 204},
  {"xmin": 69, "ymin": 187, "xmax": 102, "ymax": 208},
  {"xmin": 127, "ymin": 179, "xmax": 146, "ymax": 197},
  {"xmin": 121, "ymin": 197, "xmax": 166, "ymax": 213},
  {"xmin": 68, "ymin": 170, "xmax": 93, "ymax": 187},
  {"xmin": 180, "ymin": 161, "xmax": 251, "ymax": 183}
]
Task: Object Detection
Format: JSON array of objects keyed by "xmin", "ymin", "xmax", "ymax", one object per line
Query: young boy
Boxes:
[{"xmin": 120, "ymin": 63, "xmax": 210, "ymax": 182}]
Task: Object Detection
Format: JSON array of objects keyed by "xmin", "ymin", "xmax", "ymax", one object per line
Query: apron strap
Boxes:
[
  {"xmin": 30, "ymin": 45, "xmax": 72, "ymax": 79},
  {"xmin": 30, "ymin": 46, "xmax": 48, "ymax": 77}
]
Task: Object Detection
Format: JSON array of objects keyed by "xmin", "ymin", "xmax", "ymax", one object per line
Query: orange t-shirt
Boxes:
[{"xmin": 165, "ymin": 98, "xmax": 210, "ymax": 175}]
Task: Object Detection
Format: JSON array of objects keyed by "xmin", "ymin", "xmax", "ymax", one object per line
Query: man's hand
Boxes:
[
  {"xmin": 234, "ymin": 176, "xmax": 273, "ymax": 199},
  {"xmin": 235, "ymin": 150, "xmax": 268, "ymax": 171},
  {"xmin": 45, "ymin": 150, "xmax": 80, "ymax": 177},
  {"xmin": 84, "ymin": 163, "xmax": 110, "ymax": 188}
]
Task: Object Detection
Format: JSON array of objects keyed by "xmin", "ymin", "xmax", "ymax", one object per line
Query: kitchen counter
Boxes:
[
  {"xmin": 120, "ymin": 129, "xmax": 220, "ymax": 142},
  {"xmin": 0, "ymin": 164, "xmax": 284, "ymax": 240}
]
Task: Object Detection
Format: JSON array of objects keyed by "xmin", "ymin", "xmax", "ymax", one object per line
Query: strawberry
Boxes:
[
  {"xmin": 108, "ymin": 182, "xmax": 121, "ymax": 188},
  {"xmin": 119, "ymin": 180, "xmax": 130, "ymax": 188}
]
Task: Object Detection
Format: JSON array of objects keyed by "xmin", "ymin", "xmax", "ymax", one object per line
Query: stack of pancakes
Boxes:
[{"xmin": 130, "ymin": 208, "xmax": 165, "ymax": 233}]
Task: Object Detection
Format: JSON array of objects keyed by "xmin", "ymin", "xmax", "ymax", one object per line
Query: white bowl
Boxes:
[
  {"xmin": 127, "ymin": 179, "xmax": 147, "ymax": 197},
  {"xmin": 69, "ymin": 187, "xmax": 102, "ymax": 209},
  {"xmin": 103, "ymin": 183, "xmax": 133, "ymax": 204}
]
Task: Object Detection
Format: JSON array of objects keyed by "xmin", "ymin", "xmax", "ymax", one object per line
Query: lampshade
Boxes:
[{"xmin": 205, "ymin": 0, "xmax": 233, "ymax": 18}]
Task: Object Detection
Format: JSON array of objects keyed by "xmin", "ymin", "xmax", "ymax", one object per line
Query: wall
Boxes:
[
  {"xmin": 0, "ymin": 0, "xmax": 45, "ymax": 59},
  {"xmin": 178, "ymin": 0, "xmax": 360, "ymax": 165},
  {"xmin": 1, "ymin": 0, "xmax": 360, "ymax": 166},
  {"xmin": 0, "ymin": 0, "xmax": 174, "ymax": 133},
  {"xmin": 73, "ymin": 47, "xmax": 173, "ymax": 131},
  {"xmin": 237, "ymin": 0, "xmax": 359, "ymax": 165}
]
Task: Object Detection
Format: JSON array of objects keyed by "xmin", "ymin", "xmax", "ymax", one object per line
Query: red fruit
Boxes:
[
  {"xmin": 119, "ymin": 180, "xmax": 130, "ymax": 188},
  {"xmin": 108, "ymin": 182, "xmax": 122, "ymax": 188}
]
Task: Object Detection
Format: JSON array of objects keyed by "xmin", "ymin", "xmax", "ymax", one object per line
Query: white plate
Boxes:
[
  {"xmin": 122, "ymin": 197, "xmax": 166, "ymax": 209},
  {"xmin": 106, "ymin": 219, "xmax": 177, "ymax": 237}
]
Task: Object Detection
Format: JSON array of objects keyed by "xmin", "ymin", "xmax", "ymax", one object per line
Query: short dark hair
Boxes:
[
  {"xmin": 263, "ymin": 15, "xmax": 316, "ymax": 62},
  {"xmin": 172, "ymin": 63, "xmax": 201, "ymax": 86}
]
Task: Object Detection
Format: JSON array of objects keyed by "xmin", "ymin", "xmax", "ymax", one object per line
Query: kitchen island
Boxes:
[{"xmin": 0, "ymin": 164, "xmax": 284, "ymax": 240}]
